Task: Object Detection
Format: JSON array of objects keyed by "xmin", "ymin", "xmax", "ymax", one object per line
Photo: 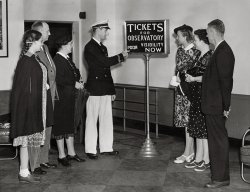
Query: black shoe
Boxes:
[
  {"xmin": 40, "ymin": 162, "xmax": 57, "ymax": 169},
  {"xmin": 66, "ymin": 154, "xmax": 85, "ymax": 162},
  {"xmin": 86, "ymin": 153, "xmax": 98, "ymax": 160},
  {"xmin": 30, "ymin": 173, "xmax": 41, "ymax": 180},
  {"xmin": 58, "ymin": 157, "xmax": 71, "ymax": 167},
  {"xmin": 205, "ymin": 180, "xmax": 230, "ymax": 188},
  {"xmin": 100, "ymin": 150, "xmax": 119, "ymax": 156},
  {"xmin": 18, "ymin": 174, "xmax": 40, "ymax": 183},
  {"xmin": 32, "ymin": 167, "xmax": 47, "ymax": 175}
]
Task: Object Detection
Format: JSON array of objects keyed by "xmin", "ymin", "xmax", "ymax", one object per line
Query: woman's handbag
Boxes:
[
  {"xmin": 74, "ymin": 88, "xmax": 90, "ymax": 132},
  {"xmin": 170, "ymin": 72, "xmax": 180, "ymax": 87}
]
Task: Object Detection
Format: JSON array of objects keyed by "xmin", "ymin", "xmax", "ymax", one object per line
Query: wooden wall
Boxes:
[
  {"xmin": 113, "ymin": 84, "xmax": 250, "ymax": 139},
  {"xmin": 1, "ymin": 86, "xmax": 249, "ymax": 139}
]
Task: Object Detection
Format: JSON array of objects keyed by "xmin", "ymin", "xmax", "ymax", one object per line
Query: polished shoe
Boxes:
[
  {"xmin": 40, "ymin": 162, "xmax": 57, "ymax": 169},
  {"xmin": 58, "ymin": 157, "xmax": 71, "ymax": 167},
  {"xmin": 174, "ymin": 153, "xmax": 194, "ymax": 164},
  {"xmin": 205, "ymin": 180, "xmax": 230, "ymax": 188},
  {"xmin": 185, "ymin": 160, "xmax": 204, "ymax": 169},
  {"xmin": 32, "ymin": 167, "xmax": 47, "ymax": 175},
  {"xmin": 194, "ymin": 162, "xmax": 210, "ymax": 172},
  {"xmin": 67, "ymin": 154, "xmax": 85, "ymax": 162},
  {"xmin": 100, "ymin": 150, "xmax": 119, "ymax": 156},
  {"xmin": 30, "ymin": 173, "xmax": 41, "ymax": 180},
  {"xmin": 18, "ymin": 174, "xmax": 40, "ymax": 183},
  {"xmin": 86, "ymin": 153, "xmax": 98, "ymax": 160}
]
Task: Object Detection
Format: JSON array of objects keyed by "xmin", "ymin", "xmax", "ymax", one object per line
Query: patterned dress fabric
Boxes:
[
  {"xmin": 174, "ymin": 44, "xmax": 200, "ymax": 127},
  {"xmin": 187, "ymin": 50, "xmax": 212, "ymax": 138}
]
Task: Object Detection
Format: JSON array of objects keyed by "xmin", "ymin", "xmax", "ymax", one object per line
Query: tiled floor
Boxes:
[{"xmin": 0, "ymin": 126, "xmax": 250, "ymax": 192}]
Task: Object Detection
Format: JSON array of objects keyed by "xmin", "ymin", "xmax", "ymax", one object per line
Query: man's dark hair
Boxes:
[{"xmin": 208, "ymin": 19, "xmax": 225, "ymax": 35}]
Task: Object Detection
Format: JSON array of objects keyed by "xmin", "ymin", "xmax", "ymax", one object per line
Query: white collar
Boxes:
[
  {"xmin": 183, "ymin": 43, "xmax": 194, "ymax": 51},
  {"xmin": 57, "ymin": 52, "xmax": 69, "ymax": 59},
  {"xmin": 92, "ymin": 37, "xmax": 101, "ymax": 45},
  {"xmin": 214, "ymin": 40, "xmax": 224, "ymax": 51}
]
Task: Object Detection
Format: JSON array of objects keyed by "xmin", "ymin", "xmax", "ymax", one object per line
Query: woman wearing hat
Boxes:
[
  {"xmin": 172, "ymin": 24, "xmax": 200, "ymax": 164},
  {"xmin": 52, "ymin": 36, "xmax": 85, "ymax": 166},
  {"xmin": 184, "ymin": 29, "xmax": 212, "ymax": 171}
]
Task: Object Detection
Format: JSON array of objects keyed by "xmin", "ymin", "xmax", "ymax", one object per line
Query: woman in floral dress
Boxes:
[{"xmin": 172, "ymin": 24, "xmax": 200, "ymax": 164}]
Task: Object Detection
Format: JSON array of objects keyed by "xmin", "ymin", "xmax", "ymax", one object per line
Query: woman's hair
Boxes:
[
  {"xmin": 194, "ymin": 29, "xmax": 209, "ymax": 45},
  {"xmin": 180, "ymin": 29, "xmax": 194, "ymax": 43},
  {"xmin": 55, "ymin": 35, "xmax": 72, "ymax": 50},
  {"xmin": 19, "ymin": 30, "xmax": 42, "ymax": 58},
  {"xmin": 31, "ymin": 21, "xmax": 44, "ymax": 31}
]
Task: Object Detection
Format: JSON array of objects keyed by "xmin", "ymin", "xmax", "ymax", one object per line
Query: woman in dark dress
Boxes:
[
  {"xmin": 11, "ymin": 30, "xmax": 52, "ymax": 183},
  {"xmin": 184, "ymin": 29, "xmax": 212, "ymax": 171},
  {"xmin": 53, "ymin": 36, "xmax": 85, "ymax": 166}
]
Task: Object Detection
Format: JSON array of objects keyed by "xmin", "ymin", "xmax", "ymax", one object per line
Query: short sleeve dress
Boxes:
[
  {"xmin": 174, "ymin": 44, "xmax": 200, "ymax": 128},
  {"xmin": 187, "ymin": 50, "xmax": 212, "ymax": 138}
]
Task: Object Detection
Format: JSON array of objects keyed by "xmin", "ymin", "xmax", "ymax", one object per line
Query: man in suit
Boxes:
[
  {"xmin": 31, "ymin": 21, "xmax": 57, "ymax": 174},
  {"xmin": 84, "ymin": 20, "xmax": 128, "ymax": 159},
  {"xmin": 202, "ymin": 19, "xmax": 235, "ymax": 188}
]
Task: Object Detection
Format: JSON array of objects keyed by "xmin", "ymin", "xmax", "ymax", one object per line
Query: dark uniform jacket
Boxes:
[
  {"xmin": 201, "ymin": 41, "xmax": 235, "ymax": 114},
  {"xmin": 84, "ymin": 38, "xmax": 124, "ymax": 96}
]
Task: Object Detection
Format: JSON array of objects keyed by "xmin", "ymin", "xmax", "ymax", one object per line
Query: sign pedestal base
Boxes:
[
  {"xmin": 138, "ymin": 54, "xmax": 158, "ymax": 158},
  {"xmin": 139, "ymin": 137, "xmax": 158, "ymax": 158}
]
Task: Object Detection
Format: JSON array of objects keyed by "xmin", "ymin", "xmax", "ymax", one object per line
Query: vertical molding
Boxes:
[{"xmin": 226, "ymin": 94, "xmax": 250, "ymax": 139}]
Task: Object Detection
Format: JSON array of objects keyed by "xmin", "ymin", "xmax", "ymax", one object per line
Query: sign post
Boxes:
[{"xmin": 124, "ymin": 20, "xmax": 169, "ymax": 157}]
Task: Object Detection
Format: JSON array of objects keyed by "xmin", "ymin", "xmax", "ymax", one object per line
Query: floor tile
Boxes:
[
  {"xmin": 118, "ymin": 159, "xmax": 169, "ymax": 171},
  {"xmin": 43, "ymin": 184, "xmax": 106, "ymax": 192},
  {"xmin": 0, "ymin": 126, "xmax": 249, "ymax": 191},
  {"xmin": 108, "ymin": 170, "xmax": 166, "ymax": 186},
  {"xmin": 103, "ymin": 186, "xmax": 164, "ymax": 192}
]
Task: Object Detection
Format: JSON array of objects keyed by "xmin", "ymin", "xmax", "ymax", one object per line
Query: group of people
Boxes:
[
  {"xmin": 9, "ymin": 18, "xmax": 234, "ymax": 189},
  {"xmin": 10, "ymin": 20, "xmax": 128, "ymax": 183},
  {"xmin": 172, "ymin": 19, "xmax": 235, "ymax": 188}
]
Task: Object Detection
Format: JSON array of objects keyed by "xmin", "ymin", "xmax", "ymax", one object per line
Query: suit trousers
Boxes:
[
  {"xmin": 35, "ymin": 126, "xmax": 52, "ymax": 168},
  {"xmin": 206, "ymin": 114, "xmax": 230, "ymax": 181},
  {"xmin": 28, "ymin": 146, "xmax": 40, "ymax": 172},
  {"xmin": 85, "ymin": 95, "xmax": 113, "ymax": 154}
]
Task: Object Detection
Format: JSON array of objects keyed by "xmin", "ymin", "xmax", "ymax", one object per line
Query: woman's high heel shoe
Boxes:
[
  {"xmin": 58, "ymin": 157, "xmax": 71, "ymax": 167},
  {"xmin": 173, "ymin": 153, "xmax": 194, "ymax": 164}
]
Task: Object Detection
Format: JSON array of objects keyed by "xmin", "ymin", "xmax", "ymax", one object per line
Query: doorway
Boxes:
[{"xmin": 24, "ymin": 22, "xmax": 73, "ymax": 58}]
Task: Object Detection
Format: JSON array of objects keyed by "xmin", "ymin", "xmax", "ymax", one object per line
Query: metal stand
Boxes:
[{"xmin": 139, "ymin": 54, "xmax": 158, "ymax": 157}]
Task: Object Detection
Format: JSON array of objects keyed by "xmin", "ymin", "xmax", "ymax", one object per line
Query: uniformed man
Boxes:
[{"xmin": 84, "ymin": 20, "xmax": 128, "ymax": 159}]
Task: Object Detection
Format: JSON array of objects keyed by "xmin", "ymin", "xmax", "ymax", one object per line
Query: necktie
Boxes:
[
  {"xmin": 43, "ymin": 45, "xmax": 52, "ymax": 67},
  {"xmin": 100, "ymin": 43, "xmax": 108, "ymax": 56}
]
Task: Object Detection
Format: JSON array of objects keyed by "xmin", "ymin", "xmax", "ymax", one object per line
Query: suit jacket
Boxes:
[
  {"xmin": 201, "ymin": 41, "xmax": 235, "ymax": 114},
  {"xmin": 84, "ymin": 39, "xmax": 124, "ymax": 96},
  {"xmin": 37, "ymin": 44, "xmax": 58, "ymax": 106}
]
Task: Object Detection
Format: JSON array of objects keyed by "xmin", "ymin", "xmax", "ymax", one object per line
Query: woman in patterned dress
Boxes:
[
  {"xmin": 184, "ymin": 29, "xmax": 212, "ymax": 171},
  {"xmin": 172, "ymin": 25, "xmax": 201, "ymax": 164},
  {"xmin": 11, "ymin": 30, "xmax": 51, "ymax": 183}
]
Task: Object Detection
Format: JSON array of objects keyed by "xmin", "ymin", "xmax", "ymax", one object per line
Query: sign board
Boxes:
[{"xmin": 124, "ymin": 20, "xmax": 169, "ymax": 55}]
